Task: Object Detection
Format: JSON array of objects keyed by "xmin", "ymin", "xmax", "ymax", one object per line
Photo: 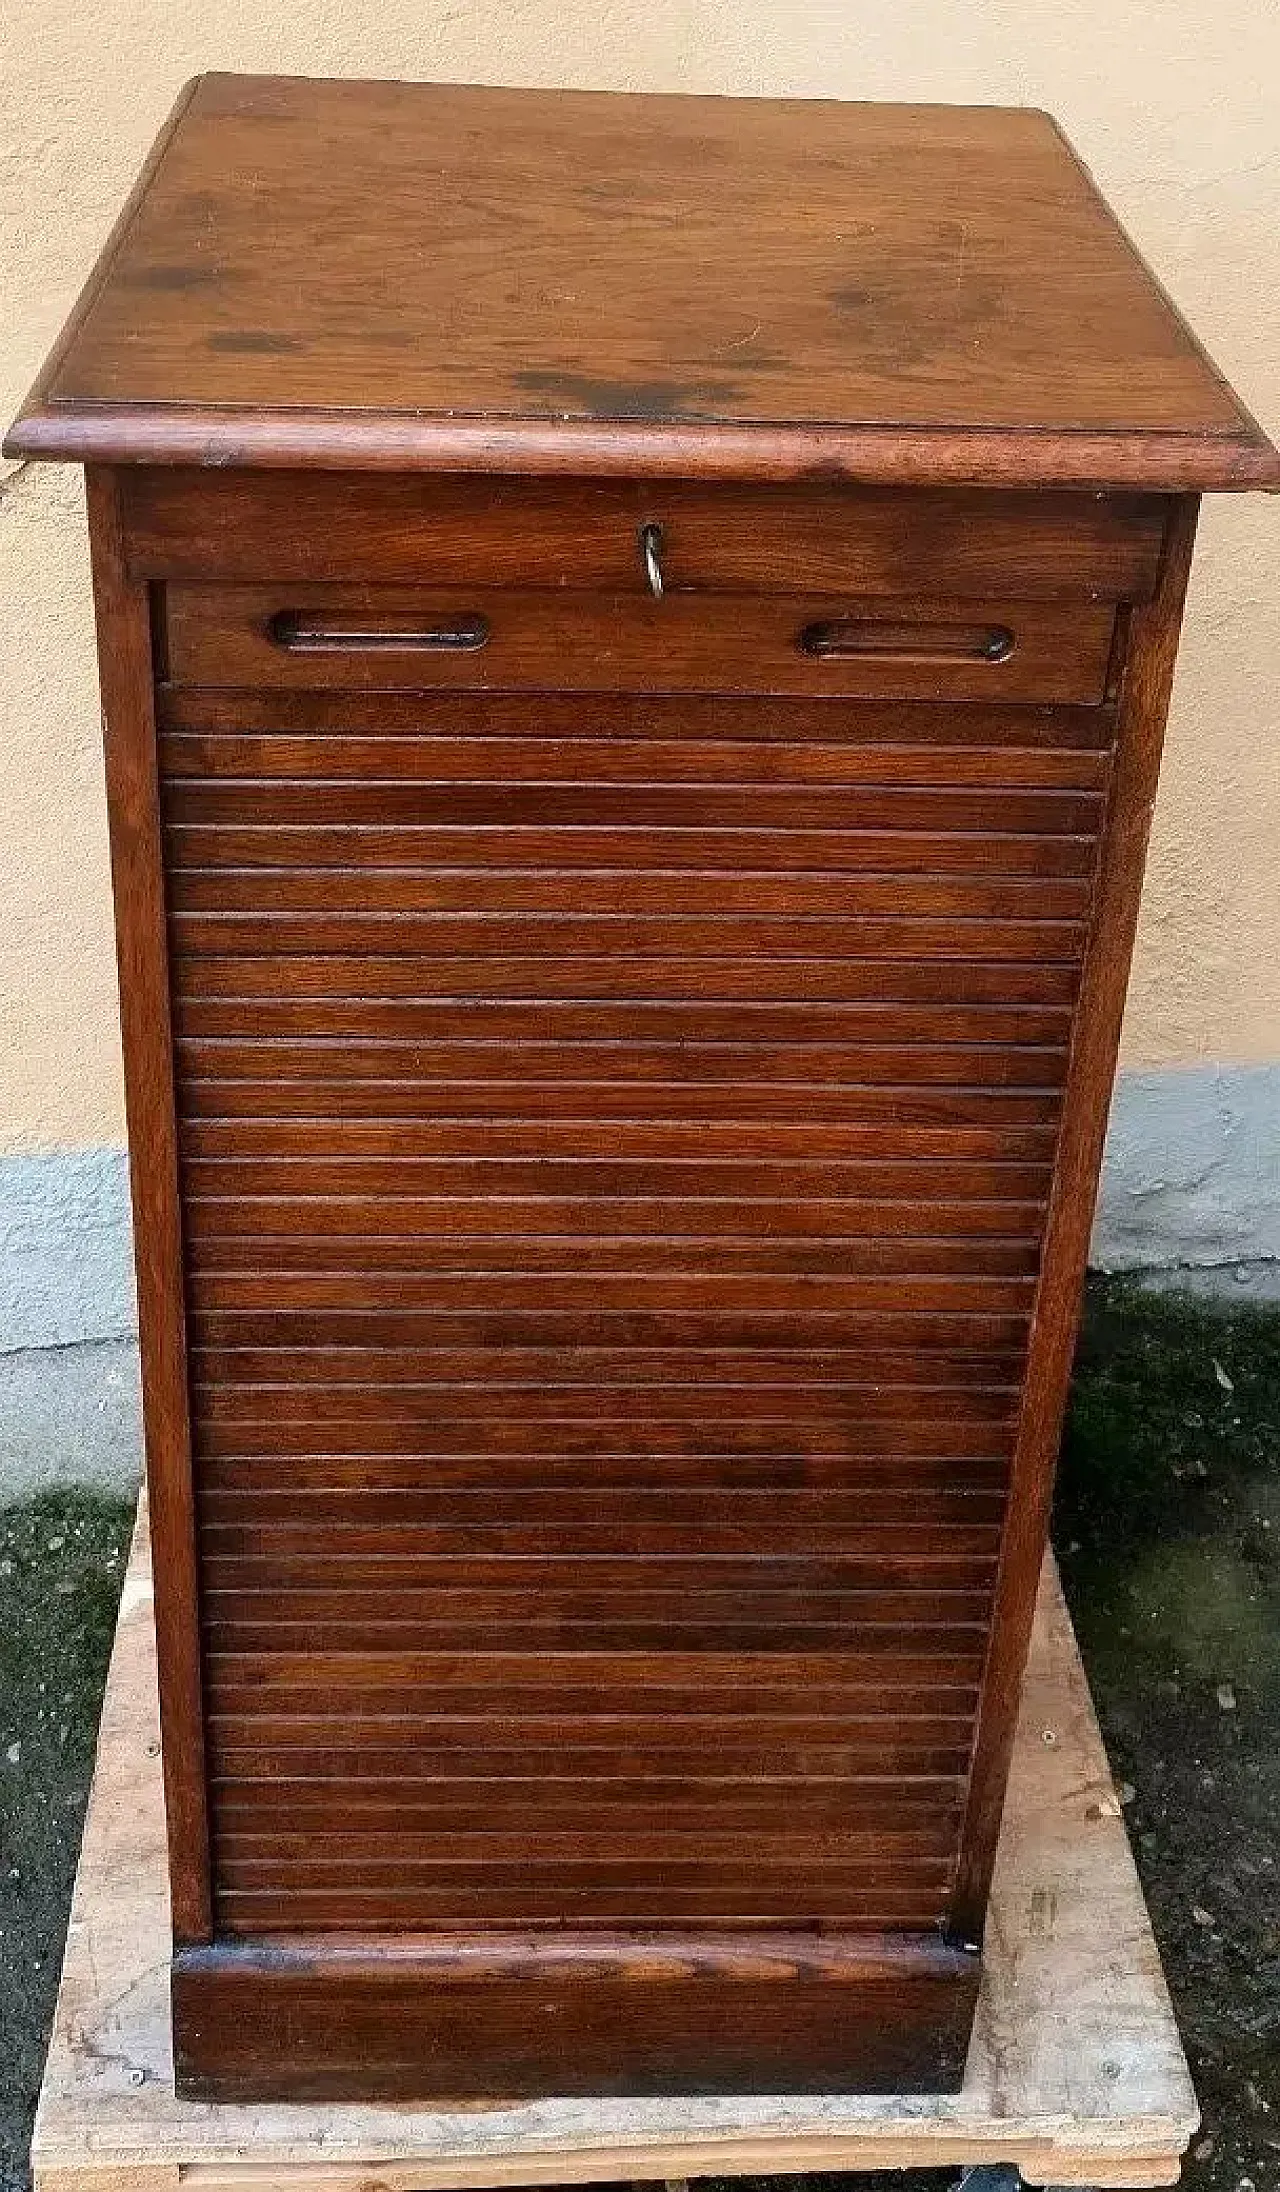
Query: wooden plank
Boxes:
[
  {"xmin": 10, "ymin": 80, "xmax": 1276, "ymax": 487},
  {"xmin": 154, "ymin": 687, "xmax": 1123, "ymax": 749},
  {"xmin": 171, "ymin": 945, "xmax": 1085, "ymax": 991},
  {"xmin": 163, "ymin": 822, "xmax": 1100, "ymax": 877},
  {"xmin": 186, "ymin": 1306, "xmax": 1031, "ymax": 1352},
  {"xmin": 181, "ymin": 1233, "xmax": 1045, "ymax": 1279},
  {"xmin": 32, "ymin": 1498, "xmax": 1196, "ymax": 2192},
  {"xmin": 167, "ymin": 863, "xmax": 1100, "ymax": 916},
  {"xmin": 172, "ymin": 1036, "xmax": 1071, "ymax": 1091},
  {"xmin": 185, "ymin": 1267, "xmax": 1040, "ymax": 1312},
  {"xmin": 157, "ymin": 731, "xmax": 1115, "ymax": 788},
  {"xmin": 163, "ymin": 769, "xmax": 1107, "ymax": 831},
  {"xmin": 953, "ymin": 496, "xmax": 1202, "ymax": 1935},
  {"xmin": 124, "ymin": 473, "xmax": 1167, "ymax": 596},
  {"xmin": 84, "ymin": 469, "xmax": 212, "ymax": 1946},
  {"xmin": 177, "ymin": 1152, "xmax": 1053, "ymax": 1199}
]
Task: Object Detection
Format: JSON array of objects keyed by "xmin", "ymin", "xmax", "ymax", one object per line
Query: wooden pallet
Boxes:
[{"xmin": 33, "ymin": 1500, "xmax": 1197, "ymax": 2192}]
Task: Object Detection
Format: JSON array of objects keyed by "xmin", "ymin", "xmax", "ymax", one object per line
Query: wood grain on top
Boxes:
[{"xmin": 8, "ymin": 75, "xmax": 1278, "ymax": 485}]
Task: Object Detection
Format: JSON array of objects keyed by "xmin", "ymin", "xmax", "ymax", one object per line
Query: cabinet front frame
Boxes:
[{"xmin": 86, "ymin": 461, "xmax": 1198, "ymax": 2087}]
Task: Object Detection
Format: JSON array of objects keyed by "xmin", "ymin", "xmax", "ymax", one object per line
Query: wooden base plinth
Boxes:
[
  {"xmin": 171, "ymin": 1930, "xmax": 978, "ymax": 2101},
  {"xmin": 33, "ymin": 1498, "xmax": 1199, "ymax": 2191}
]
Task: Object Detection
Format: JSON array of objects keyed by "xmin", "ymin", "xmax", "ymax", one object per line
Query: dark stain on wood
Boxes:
[{"xmin": 130, "ymin": 264, "xmax": 226, "ymax": 293}]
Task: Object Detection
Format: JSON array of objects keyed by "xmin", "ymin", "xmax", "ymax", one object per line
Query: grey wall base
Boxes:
[
  {"xmin": 0, "ymin": 1338, "xmax": 141, "ymax": 1497},
  {"xmin": 1093, "ymin": 1062, "xmax": 1280, "ymax": 1270},
  {"xmin": 2, "ymin": 1062, "xmax": 1277, "ymax": 1494},
  {"xmin": 0, "ymin": 1150, "xmax": 141, "ymax": 1496}
]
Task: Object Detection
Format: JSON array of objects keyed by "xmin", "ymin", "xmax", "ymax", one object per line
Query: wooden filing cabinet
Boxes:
[{"xmin": 8, "ymin": 74, "xmax": 1277, "ymax": 2102}]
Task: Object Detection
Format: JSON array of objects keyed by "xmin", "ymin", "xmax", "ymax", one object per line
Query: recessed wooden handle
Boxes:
[
  {"xmin": 268, "ymin": 609, "xmax": 490, "ymax": 653},
  {"xmin": 799, "ymin": 618, "xmax": 1016, "ymax": 664}
]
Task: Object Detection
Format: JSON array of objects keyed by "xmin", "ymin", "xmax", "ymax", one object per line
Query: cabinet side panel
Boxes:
[
  {"xmin": 952, "ymin": 494, "xmax": 1200, "ymax": 1938},
  {"xmin": 86, "ymin": 465, "xmax": 212, "ymax": 1941}
]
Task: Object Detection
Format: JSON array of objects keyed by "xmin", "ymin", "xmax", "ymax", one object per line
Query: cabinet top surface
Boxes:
[{"xmin": 8, "ymin": 73, "xmax": 1278, "ymax": 487}]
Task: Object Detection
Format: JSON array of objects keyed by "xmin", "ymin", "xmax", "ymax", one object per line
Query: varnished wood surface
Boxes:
[
  {"xmin": 15, "ymin": 65, "xmax": 1263, "ymax": 2105},
  {"xmin": 163, "ymin": 583, "xmax": 1118, "ymax": 703},
  {"xmin": 151, "ymin": 625, "xmax": 1114, "ymax": 2018},
  {"xmin": 64, "ymin": 315, "xmax": 1238, "ymax": 2100},
  {"xmin": 8, "ymin": 78, "xmax": 1277, "ymax": 487},
  {"xmin": 122, "ymin": 472, "xmax": 1169, "ymax": 597},
  {"xmin": 158, "ymin": 688, "xmax": 1121, "ymax": 750},
  {"xmin": 952, "ymin": 493, "xmax": 1204, "ymax": 1937},
  {"xmin": 85, "ymin": 471, "xmax": 212, "ymax": 1944},
  {"xmin": 171, "ymin": 1929, "xmax": 978, "ymax": 2098},
  {"xmin": 33, "ymin": 1508, "xmax": 1200, "ymax": 2184}
]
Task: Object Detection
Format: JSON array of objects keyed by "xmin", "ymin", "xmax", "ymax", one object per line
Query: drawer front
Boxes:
[
  {"xmin": 163, "ymin": 581, "xmax": 1118, "ymax": 703},
  {"xmin": 161, "ymin": 682, "xmax": 1114, "ymax": 1937},
  {"xmin": 125, "ymin": 469, "xmax": 1168, "ymax": 598}
]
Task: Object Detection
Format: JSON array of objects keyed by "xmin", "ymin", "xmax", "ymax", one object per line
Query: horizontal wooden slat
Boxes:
[
  {"xmin": 179, "ymin": 1100, "xmax": 1059, "ymax": 1162},
  {"xmin": 196, "ymin": 1452, "xmax": 1009, "ymax": 1490},
  {"xmin": 209, "ymin": 1779, "xmax": 966, "ymax": 1832},
  {"xmin": 187, "ymin": 1266, "xmax": 1038, "ymax": 1313},
  {"xmin": 165, "ymin": 776, "xmax": 1104, "ymax": 834},
  {"xmin": 195, "ymin": 1481, "xmax": 1003, "ymax": 1534},
  {"xmin": 173, "ymin": 968, "xmax": 1078, "ymax": 1020},
  {"xmin": 207, "ymin": 1721, "xmax": 976, "ymax": 1775},
  {"xmin": 165, "ymin": 823, "xmax": 1098, "ymax": 877},
  {"xmin": 199, "ymin": 1551, "xmax": 999, "ymax": 1595},
  {"xmin": 181, "ymin": 1152, "xmax": 1049, "ymax": 1200},
  {"xmin": 203, "ymin": 1581, "xmax": 993, "ymax": 1626},
  {"xmin": 199, "ymin": 1485, "xmax": 1004, "ymax": 1528},
  {"xmin": 199, "ymin": 1517, "xmax": 1002, "ymax": 1560},
  {"xmin": 179, "ymin": 1117, "xmax": 1058, "ymax": 1167},
  {"xmin": 205, "ymin": 1612, "xmax": 989, "ymax": 1654},
  {"xmin": 212, "ymin": 1753, "xmax": 970, "ymax": 1787},
  {"xmin": 192, "ymin": 1413, "xmax": 1017, "ymax": 1460},
  {"xmin": 215, "ymin": 1829, "xmax": 956, "ymax": 1866},
  {"xmin": 183, "ymin": 1196, "xmax": 1047, "ymax": 1241},
  {"xmin": 174, "ymin": 1040, "xmax": 1068, "ymax": 1094},
  {"xmin": 168, "ymin": 864, "xmax": 1098, "ymax": 918},
  {"xmin": 163, "ymin": 584, "xmax": 1117, "ymax": 702},
  {"xmin": 157, "ymin": 689, "xmax": 1121, "ymax": 747},
  {"xmin": 205, "ymin": 1648, "xmax": 984, "ymax": 1710},
  {"xmin": 174, "ymin": 1015, "xmax": 1074, "ymax": 1070},
  {"xmin": 172, "ymin": 981, "xmax": 1083, "ymax": 1038},
  {"xmin": 213, "ymin": 1886, "xmax": 950, "ymax": 1927},
  {"xmin": 170, "ymin": 917, "xmax": 1088, "ymax": 969},
  {"xmin": 175, "ymin": 1085, "xmax": 1067, "ymax": 1139},
  {"xmin": 183, "ymin": 1231, "xmax": 1044, "ymax": 1279},
  {"xmin": 177, "ymin": 1071, "xmax": 1063, "ymax": 1137},
  {"xmin": 190, "ymin": 1342, "xmax": 1022, "ymax": 1386},
  {"xmin": 160, "ymin": 730, "xmax": 1112, "ymax": 790},
  {"xmin": 189, "ymin": 1307, "xmax": 1030, "ymax": 1353},
  {"xmin": 207, "ymin": 1858, "xmax": 953, "ymax": 1899},
  {"xmin": 192, "ymin": 1381, "xmax": 1019, "ymax": 1424},
  {"xmin": 128, "ymin": 473, "xmax": 1165, "ymax": 598}
]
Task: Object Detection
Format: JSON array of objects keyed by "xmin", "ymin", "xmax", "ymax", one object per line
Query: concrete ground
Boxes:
[{"xmin": 1, "ymin": 1275, "xmax": 1277, "ymax": 2192}]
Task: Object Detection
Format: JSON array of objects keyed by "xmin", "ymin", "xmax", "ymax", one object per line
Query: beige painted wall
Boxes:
[{"xmin": 2, "ymin": 2, "xmax": 1278, "ymax": 1152}]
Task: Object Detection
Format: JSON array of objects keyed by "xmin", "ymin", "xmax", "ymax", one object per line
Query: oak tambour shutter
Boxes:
[{"xmin": 149, "ymin": 531, "xmax": 1122, "ymax": 1953}]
